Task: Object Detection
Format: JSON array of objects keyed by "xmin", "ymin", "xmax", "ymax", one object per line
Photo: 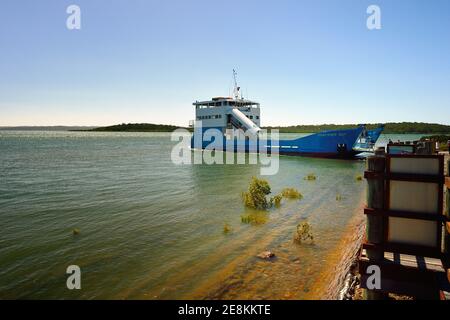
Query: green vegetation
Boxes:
[
  {"xmin": 420, "ymin": 134, "xmax": 450, "ymax": 143},
  {"xmin": 293, "ymin": 221, "xmax": 314, "ymax": 244},
  {"xmin": 85, "ymin": 123, "xmax": 189, "ymax": 132},
  {"xmin": 72, "ymin": 121, "xmax": 450, "ymax": 134},
  {"xmin": 72, "ymin": 228, "xmax": 80, "ymax": 236},
  {"xmin": 421, "ymin": 135, "xmax": 450, "ymax": 151},
  {"xmin": 438, "ymin": 143, "xmax": 449, "ymax": 151},
  {"xmin": 281, "ymin": 188, "xmax": 303, "ymax": 199},
  {"xmin": 223, "ymin": 223, "xmax": 232, "ymax": 234},
  {"xmin": 356, "ymin": 175, "xmax": 363, "ymax": 181},
  {"xmin": 270, "ymin": 194, "xmax": 283, "ymax": 207},
  {"xmin": 241, "ymin": 177, "xmax": 272, "ymax": 210},
  {"xmin": 241, "ymin": 178, "xmax": 303, "ymax": 212},
  {"xmin": 241, "ymin": 212, "xmax": 268, "ymax": 225},
  {"xmin": 336, "ymin": 194, "xmax": 342, "ymax": 201},
  {"xmin": 304, "ymin": 173, "xmax": 317, "ymax": 181},
  {"xmin": 265, "ymin": 122, "xmax": 450, "ymax": 134}
]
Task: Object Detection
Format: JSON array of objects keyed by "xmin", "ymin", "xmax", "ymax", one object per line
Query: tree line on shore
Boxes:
[
  {"xmin": 84, "ymin": 122, "xmax": 450, "ymax": 134},
  {"xmin": 266, "ymin": 122, "xmax": 450, "ymax": 134}
]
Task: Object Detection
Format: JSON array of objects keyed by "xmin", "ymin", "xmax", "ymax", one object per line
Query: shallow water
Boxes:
[{"xmin": 0, "ymin": 131, "xmax": 424, "ymax": 299}]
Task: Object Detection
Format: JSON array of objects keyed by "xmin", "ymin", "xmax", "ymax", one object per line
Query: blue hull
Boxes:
[{"xmin": 192, "ymin": 126, "xmax": 366, "ymax": 159}]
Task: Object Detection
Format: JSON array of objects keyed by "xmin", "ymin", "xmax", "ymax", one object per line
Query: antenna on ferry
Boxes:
[{"xmin": 233, "ymin": 69, "xmax": 241, "ymax": 100}]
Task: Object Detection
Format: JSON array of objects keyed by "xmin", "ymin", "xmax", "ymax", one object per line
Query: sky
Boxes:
[{"xmin": 0, "ymin": 0, "xmax": 450, "ymax": 127}]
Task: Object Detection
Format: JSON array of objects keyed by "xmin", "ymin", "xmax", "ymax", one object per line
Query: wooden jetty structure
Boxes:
[{"xmin": 358, "ymin": 143, "xmax": 450, "ymax": 299}]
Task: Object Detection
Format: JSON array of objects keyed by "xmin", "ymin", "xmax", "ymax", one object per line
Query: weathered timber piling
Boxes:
[
  {"xmin": 363, "ymin": 152, "xmax": 388, "ymax": 300},
  {"xmin": 445, "ymin": 160, "xmax": 450, "ymax": 256},
  {"xmin": 365, "ymin": 155, "xmax": 385, "ymax": 260}
]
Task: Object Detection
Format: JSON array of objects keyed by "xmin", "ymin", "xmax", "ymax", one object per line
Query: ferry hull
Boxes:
[
  {"xmin": 278, "ymin": 150, "xmax": 362, "ymax": 159},
  {"xmin": 192, "ymin": 126, "xmax": 366, "ymax": 159}
]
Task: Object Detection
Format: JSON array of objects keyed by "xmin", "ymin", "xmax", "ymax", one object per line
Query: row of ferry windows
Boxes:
[
  {"xmin": 195, "ymin": 102, "xmax": 260, "ymax": 108},
  {"xmin": 197, "ymin": 115, "xmax": 260, "ymax": 120},
  {"xmin": 197, "ymin": 115, "xmax": 222, "ymax": 120}
]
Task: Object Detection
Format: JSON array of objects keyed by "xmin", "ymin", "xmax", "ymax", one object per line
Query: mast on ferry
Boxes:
[{"xmin": 232, "ymin": 69, "xmax": 241, "ymax": 100}]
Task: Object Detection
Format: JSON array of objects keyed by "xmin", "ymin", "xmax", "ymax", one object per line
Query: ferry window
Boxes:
[
  {"xmin": 256, "ymin": 116, "xmax": 260, "ymax": 119},
  {"xmin": 249, "ymin": 115, "xmax": 253, "ymax": 119}
]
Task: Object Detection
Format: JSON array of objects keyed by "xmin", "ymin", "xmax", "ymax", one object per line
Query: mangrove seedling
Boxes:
[
  {"xmin": 281, "ymin": 188, "xmax": 303, "ymax": 200},
  {"xmin": 241, "ymin": 177, "xmax": 272, "ymax": 210},
  {"xmin": 304, "ymin": 173, "xmax": 317, "ymax": 181},
  {"xmin": 293, "ymin": 221, "xmax": 314, "ymax": 244},
  {"xmin": 270, "ymin": 193, "xmax": 283, "ymax": 207},
  {"xmin": 223, "ymin": 223, "xmax": 232, "ymax": 234},
  {"xmin": 241, "ymin": 212, "xmax": 268, "ymax": 225}
]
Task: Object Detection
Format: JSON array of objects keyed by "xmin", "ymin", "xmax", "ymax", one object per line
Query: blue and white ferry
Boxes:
[{"xmin": 191, "ymin": 71, "xmax": 384, "ymax": 159}]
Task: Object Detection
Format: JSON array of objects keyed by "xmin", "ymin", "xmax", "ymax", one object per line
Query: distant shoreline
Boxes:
[{"xmin": 1, "ymin": 122, "xmax": 450, "ymax": 134}]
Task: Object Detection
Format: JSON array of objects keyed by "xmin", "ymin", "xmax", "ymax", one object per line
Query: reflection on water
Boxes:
[{"xmin": 0, "ymin": 131, "xmax": 422, "ymax": 299}]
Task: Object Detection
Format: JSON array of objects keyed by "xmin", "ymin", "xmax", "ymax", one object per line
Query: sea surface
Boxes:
[{"xmin": 0, "ymin": 131, "xmax": 425, "ymax": 299}]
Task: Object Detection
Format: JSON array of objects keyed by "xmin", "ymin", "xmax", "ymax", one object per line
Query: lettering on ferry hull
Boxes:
[{"xmin": 171, "ymin": 126, "xmax": 280, "ymax": 176}]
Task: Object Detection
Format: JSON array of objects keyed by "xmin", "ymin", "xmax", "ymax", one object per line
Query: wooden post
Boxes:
[
  {"xmin": 448, "ymin": 159, "xmax": 450, "ymax": 176},
  {"xmin": 364, "ymin": 154, "xmax": 389, "ymax": 300},
  {"xmin": 366, "ymin": 155, "xmax": 385, "ymax": 260},
  {"xmin": 445, "ymin": 160, "xmax": 450, "ymax": 255},
  {"xmin": 446, "ymin": 160, "xmax": 449, "ymax": 217}
]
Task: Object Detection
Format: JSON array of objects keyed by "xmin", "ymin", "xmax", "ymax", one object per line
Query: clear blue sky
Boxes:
[{"xmin": 1, "ymin": 0, "xmax": 449, "ymax": 126}]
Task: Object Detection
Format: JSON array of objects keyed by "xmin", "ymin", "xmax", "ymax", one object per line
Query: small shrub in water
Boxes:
[
  {"xmin": 336, "ymin": 194, "xmax": 342, "ymax": 201},
  {"xmin": 241, "ymin": 212, "xmax": 268, "ymax": 225},
  {"xmin": 293, "ymin": 221, "xmax": 314, "ymax": 244},
  {"xmin": 223, "ymin": 223, "xmax": 232, "ymax": 234},
  {"xmin": 304, "ymin": 173, "xmax": 317, "ymax": 181},
  {"xmin": 270, "ymin": 194, "xmax": 283, "ymax": 207},
  {"xmin": 72, "ymin": 228, "xmax": 80, "ymax": 236},
  {"xmin": 241, "ymin": 177, "xmax": 272, "ymax": 210},
  {"xmin": 281, "ymin": 188, "xmax": 303, "ymax": 200},
  {"xmin": 356, "ymin": 175, "xmax": 363, "ymax": 181}
]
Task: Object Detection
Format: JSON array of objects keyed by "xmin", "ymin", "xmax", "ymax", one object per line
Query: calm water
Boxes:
[{"xmin": 0, "ymin": 131, "xmax": 425, "ymax": 299}]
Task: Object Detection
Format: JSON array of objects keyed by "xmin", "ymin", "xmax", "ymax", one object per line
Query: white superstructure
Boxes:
[{"xmin": 190, "ymin": 70, "xmax": 261, "ymax": 136}]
